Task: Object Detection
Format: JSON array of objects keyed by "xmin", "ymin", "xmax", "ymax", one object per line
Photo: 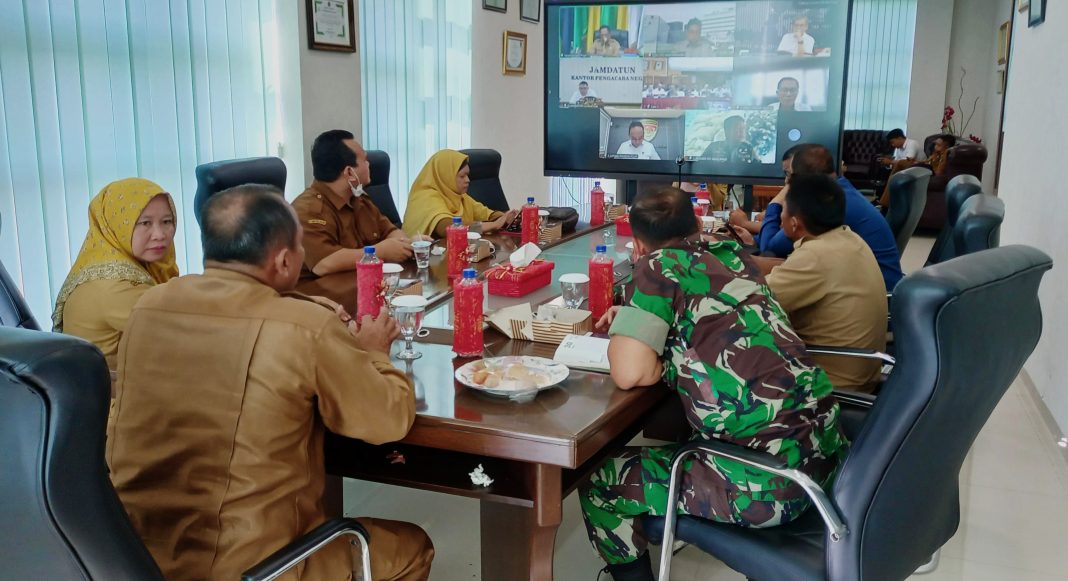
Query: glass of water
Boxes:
[
  {"xmin": 412, "ymin": 240, "xmax": 432, "ymax": 269},
  {"xmin": 559, "ymin": 273, "xmax": 590, "ymax": 309},
  {"xmin": 538, "ymin": 209, "xmax": 550, "ymax": 243},
  {"xmin": 382, "ymin": 263, "xmax": 403, "ymax": 300},
  {"xmin": 467, "ymin": 232, "xmax": 482, "ymax": 263},
  {"xmin": 391, "ymin": 295, "xmax": 428, "ymax": 360}
]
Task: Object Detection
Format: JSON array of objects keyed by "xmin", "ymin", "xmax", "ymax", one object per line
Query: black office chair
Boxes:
[
  {"xmin": 952, "ymin": 193, "xmax": 1005, "ymax": 260},
  {"xmin": 193, "ymin": 157, "xmax": 287, "ymax": 226},
  {"xmin": 0, "ymin": 327, "xmax": 371, "ymax": 579},
  {"xmin": 884, "ymin": 166, "xmax": 931, "ymax": 255},
  {"xmin": 925, "ymin": 175, "xmax": 983, "ymax": 266},
  {"xmin": 365, "ymin": 150, "xmax": 402, "ymax": 226},
  {"xmin": 460, "ymin": 148, "xmax": 510, "ymax": 212},
  {"xmin": 644, "ymin": 245, "xmax": 1052, "ymax": 581},
  {"xmin": 0, "ymin": 259, "xmax": 39, "ymax": 330}
]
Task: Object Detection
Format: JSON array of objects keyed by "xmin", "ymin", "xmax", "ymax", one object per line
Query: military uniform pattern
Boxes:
[{"xmin": 580, "ymin": 238, "xmax": 848, "ymax": 565}]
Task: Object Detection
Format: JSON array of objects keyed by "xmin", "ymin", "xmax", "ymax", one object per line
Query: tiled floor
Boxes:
[{"xmin": 344, "ymin": 235, "xmax": 1068, "ymax": 580}]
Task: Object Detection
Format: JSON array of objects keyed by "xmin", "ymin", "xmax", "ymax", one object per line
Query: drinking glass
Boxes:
[
  {"xmin": 467, "ymin": 232, "xmax": 482, "ymax": 263},
  {"xmin": 538, "ymin": 209, "xmax": 550, "ymax": 243},
  {"xmin": 391, "ymin": 295, "xmax": 428, "ymax": 360},
  {"xmin": 559, "ymin": 273, "xmax": 590, "ymax": 309},
  {"xmin": 382, "ymin": 263, "xmax": 403, "ymax": 300},
  {"xmin": 412, "ymin": 240, "xmax": 432, "ymax": 269}
]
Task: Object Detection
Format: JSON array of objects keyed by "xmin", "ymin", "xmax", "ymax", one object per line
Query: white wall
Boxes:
[
  {"xmin": 471, "ymin": 1, "xmax": 550, "ymax": 207},
  {"xmin": 980, "ymin": 0, "xmax": 1015, "ymax": 191},
  {"xmin": 907, "ymin": 0, "xmax": 954, "ymax": 137},
  {"xmin": 295, "ymin": 0, "xmax": 363, "ymax": 190},
  {"xmin": 998, "ymin": 2, "xmax": 1066, "ymax": 434}
]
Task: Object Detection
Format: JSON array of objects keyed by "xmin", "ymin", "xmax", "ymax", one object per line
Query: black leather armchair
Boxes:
[
  {"xmin": 952, "ymin": 194, "xmax": 1005, "ymax": 260},
  {"xmin": 884, "ymin": 166, "xmax": 931, "ymax": 254},
  {"xmin": 919, "ymin": 136, "xmax": 988, "ymax": 230},
  {"xmin": 644, "ymin": 245, "xmax": 1052, "ymax": 581},
  {"xmin": 365, "ymin": 150, "xmax": 402, "ymax": 226},
  {"xmin": 0, "ymin": 259, "xmax": 38, "ymax": 330},
  {"xmin": 926, "ymin": 175, "xmax": 983, "ymax": 265},
  {"xmin": 460, "ymin": 148, "xmax": 510, "ymax": 212},
  {"xmin": 840, "ymin": 130, "xmax": 890, "ymax": 191},
  {"xmin": 0, "ymin": 327, "xmax": 372, "ymax": 580},
  {"xmin": 193, "ymin": 157, "xmax": 287, "ymax": 225}
]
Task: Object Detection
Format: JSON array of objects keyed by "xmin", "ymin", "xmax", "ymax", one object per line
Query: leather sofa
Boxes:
[{"xmin": 919, "ymin": 136, "xmax": 988, "ymax": 230}]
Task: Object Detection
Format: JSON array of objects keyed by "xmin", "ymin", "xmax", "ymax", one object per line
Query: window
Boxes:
[
  {"xmin": 844, "ymin": 0, "xmax": 918, "ymax": 131},
  {"xmin": 359, "ymin": 0, "xmax": 472, "ymax": 217},
  {"xmin": 0, "ymin": 0, "xmax": 285, "ymax": 325}
]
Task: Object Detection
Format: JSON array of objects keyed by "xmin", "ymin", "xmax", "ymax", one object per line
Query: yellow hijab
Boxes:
[
  {"xmin": 52, "ymin": 178, "xmax": 180, "ymax": 331},
  {"xmin": 402, "ymin": 149, "xmax": 497, "ymax": 236}
]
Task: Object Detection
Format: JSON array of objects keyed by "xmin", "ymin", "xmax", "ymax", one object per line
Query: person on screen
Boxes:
[
  {"xmin": 770, "ymin": 77, "xmax": 812, "ymax": 111},
  {"xmin": 777, "ymin": 14, "xmax": 816, "ymax": 56},
  {"xmin": 590, "ymin": 25, "xmax": 621, "ymax": 56},
  {"xmin": 701, "ymin": 115, "xmax": 757, "ymax": 163},
  {"xmin": 569, "ymin": 81, "xmax": 599, "ymax": 104},
  {"xmin": 615, "ymin": 121, "xmax": 660, "ymax": 160},
  {"xmin": 674, "ymin": 18, "xmax": 715, "ymax": 57}
]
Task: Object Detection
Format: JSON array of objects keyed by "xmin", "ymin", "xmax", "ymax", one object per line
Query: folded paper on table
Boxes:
[
  {"xmin": 554, "ymin": 334, "xmax": 610, "ymax": 373},
  {"xmin": 539, "ymin": 222, "xmax": 563, "ymax": 244},
  {"xmin": 487, "ymin": 304, "xmax": 592, "ymax": 345},
  {"xmin": 510, "ymin": 242, "xmax": 542, "ymax": 268}
]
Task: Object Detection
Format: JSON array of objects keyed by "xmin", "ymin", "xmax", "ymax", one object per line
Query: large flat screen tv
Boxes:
[{"xmin": 545, "ymin": 0, "xmax": 853, "ymax": 183}]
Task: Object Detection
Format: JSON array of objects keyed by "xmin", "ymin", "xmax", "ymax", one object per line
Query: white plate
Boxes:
[{"xmin": 455, "ymin": 356, "xmax": 569, "ymax": 403}]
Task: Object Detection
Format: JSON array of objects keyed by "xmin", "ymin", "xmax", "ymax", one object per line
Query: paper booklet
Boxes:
[{"xmin": 553, "ymin": 334, "xmax": 611, "ymax": 373}]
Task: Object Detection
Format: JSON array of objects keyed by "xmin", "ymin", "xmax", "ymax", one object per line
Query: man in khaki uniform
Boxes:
[
  {"xmin": 766, "ymin": 174, "xmax": 888, "ymax": 393},
  {"xmin": 107, "ymin": 185, "xmax": 434, "ymax": 580},
  {"xmin": 590, "ymin": 25, "xmax": 622, "ymax": 56},
  {"xmin": 292, "ymin": 130, "xmax": 428, "ymax": 280}
]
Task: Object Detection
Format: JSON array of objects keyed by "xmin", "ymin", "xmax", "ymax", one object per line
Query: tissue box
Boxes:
[
  {"xmin": 486, "ymin": 259, "xmax": 555, "ymax": 297},
  {"xmin": 615, "ymin": 214, "xmax": 632, "ymax": 236},
  {"xmin": 487, "ymin": 303, "xmax": 592, "ymax": 345}
]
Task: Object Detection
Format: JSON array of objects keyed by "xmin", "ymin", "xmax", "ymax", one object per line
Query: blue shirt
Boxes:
[{"xmin": 758, "ymin": 177, "xmax": 904, "ymax": 291}]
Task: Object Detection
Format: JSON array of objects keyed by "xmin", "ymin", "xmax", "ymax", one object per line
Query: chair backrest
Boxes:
[
  {"xmin": 194, "ymin": 157, "xmax": 287, "ymax": 226},
  {"xmin": 0, "ymin": 328, "xmax": 163, "ymax": 579},
  {"xmin": 364, "ymin": 150, "xmax": 402, "ymax": 226},
  {"xmin": 828, "ymin": 245, "xmax": 1052, "ymax": 581},
  {"xmin": 459, "ymin": 149, "xmax": 510, "ymax": 212},
  {"xmin": 953, "ymin": 194, "xmax": 1004, "ymax": 259},
  {"xmin": 841, "ymin": 130, "xmax": 889, "ymax": 165},
  {"xmin": 884, "ymin": 166, "xmax": 932, "ymax": 254},
  {"xmin": 0, "ymin": 259, "xmax": 39, "ymax": 330},
  {"xmin": 926, "ymin": 175, "xmax": 983, "ymax": 265},
  {"xmin": 943, "ymin": 142, "xmax": 987, "ymax": 183}
]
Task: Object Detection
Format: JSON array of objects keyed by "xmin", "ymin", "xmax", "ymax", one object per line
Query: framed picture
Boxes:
[
  {"xmin": 483, "ymin": 0, "xmax": 507, "ymax": 13},
  {"xmin": 503, "ymin": 31, "xmax": 528, "ymax": 76},
  {"xmin": 306, "ymin": 0, "xmax": 356, "ymax": 52},
  {"xmin": 996, "ymin": 21, "xmax": 1009, "ymax": 64},
  {"xmin": 520, "ymin": 0, "xmax": 541, "ymax": 23},
  {"xmin": 1029, "ymin": 0, "xmax": 1046, "ymax": 27}
]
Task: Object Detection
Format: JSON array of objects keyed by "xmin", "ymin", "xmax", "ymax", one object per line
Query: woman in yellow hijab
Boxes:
[
  {"xmin": 52, "ymin": 178, "xmax": 179, "ymax": 368},
  {"xmin": 402, "ymin": 149, "xmax": 518, "ymax": 237}
]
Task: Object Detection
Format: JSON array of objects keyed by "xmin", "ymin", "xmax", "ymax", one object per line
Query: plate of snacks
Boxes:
[{"xmin": 455, "ymin": 356, "xmax": 570, "ymax": 402}]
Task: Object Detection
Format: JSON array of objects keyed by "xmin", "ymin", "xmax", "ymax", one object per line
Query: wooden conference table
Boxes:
[{"xmin": 318, "ymin": 224, "xmax": 674, "ymax": 581}]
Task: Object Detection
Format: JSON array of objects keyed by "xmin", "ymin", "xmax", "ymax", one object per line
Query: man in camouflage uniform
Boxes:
[{"xmin": 581, "ymin": 186, "xmax": 848, "ymax": 581}]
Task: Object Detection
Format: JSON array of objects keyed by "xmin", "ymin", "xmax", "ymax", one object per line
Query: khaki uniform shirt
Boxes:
[
  {"xmin": 106, "ymin": 268, "xmax": 415, "ymax": 580},
  {"xmin": 61, "ymin": 279, "xmax": 150, "ymax": 369},
  {"xmin": 591, "ymin": 37, "xmax": 621, "ymax": 56},
  {"xmin": 291, "ymin": 181, "xmax": 398, "ymax": 280},
  {"xmin": 766, "ymin": 226, "xmax": 888, "ymax": 392}
]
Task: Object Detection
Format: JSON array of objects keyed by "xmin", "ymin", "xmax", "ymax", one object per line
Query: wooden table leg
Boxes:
[{"xmin": 480, "ymin": 464, "xmax": 562, "ymax": 581}]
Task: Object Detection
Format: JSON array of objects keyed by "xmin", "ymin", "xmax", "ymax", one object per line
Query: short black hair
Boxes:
[
  {"xmin": 777, "ymin": 76, "xmax": 799, "ymax": 90},
  {"xmin": 201, "ymin": 184, "xmax": 298, "ymax": 266},
  {"xmin": 936, "ymin": 134, "xmax": 956, "ymax": 148},
  {"xmin": 785, "ymin": 174, "xmax": 845, "ymax": 236},
  {"xmin": 628, "ymin": 120, "xmax": 644, "ymax": 132},
  {"xmin": 790, "ymin": 143, "xmax": 836, "ymax": 176},
  {"xmin": 629, "ymin": 186, "xmax": 699, "ymax": 245},
  {"xmin": 579, "ymin": 81, "xmax": 589, "ymax": 87},
  {"xmin": 724, "ymin": 115, "xmax": 746, "ymax": 132},
  {"xmin": 782, "ymin": 144, "xmax": 804, "ymax": 162},
  {"xmin": 886, "ymin": 128, "xmax": 906, "ymax": 141},
  {"xmin": 311, "ymin": 129, "xmax": 357, "ymax": 182},
  {"xmin": 686, "ymin": 18, "xmax": 702, "ymax": 30},
  {"xmin": 599, "ymin": 25, "xmax": 611, "ymax": 33}
]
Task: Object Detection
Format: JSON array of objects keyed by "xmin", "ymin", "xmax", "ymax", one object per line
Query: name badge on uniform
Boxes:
[{"xmin": 307, "ymin": 219, "xmax": 328, "ymax": 226}]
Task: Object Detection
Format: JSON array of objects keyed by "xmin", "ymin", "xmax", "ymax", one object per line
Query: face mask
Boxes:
[{"xmin": 348, "ymin": 171, "xmax": 365, "ymax": 198}]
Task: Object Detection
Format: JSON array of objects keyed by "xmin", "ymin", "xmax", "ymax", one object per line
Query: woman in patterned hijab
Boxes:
[{"xmin": 52, "ymin": 178, "xmax": 179, "ymax": 368}]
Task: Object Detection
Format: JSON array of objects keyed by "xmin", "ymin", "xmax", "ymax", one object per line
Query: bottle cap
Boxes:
[
  {"xmin": 594, "ymin": 181, "xmax": 601, "ymax": 186},
  {"xmin": 463, "ymin": 268, "xmax": 477, "ymax": 279},
  {"xmin": 364, "ymin": 246, "xmax": 376, "ymax": 254},
  {"xmin": 452, "ymin": 216, "xmax": 462, "ymax": 225},
  {"xmin": 527, "ymin": 196, "xmax": 535, "ymax": 203},
  {"xmin": 700, "ymin": 183, "xmax": 707, "ymax": 188},
  {"xmin": 596, "ymin": 245, "xmax": 607, "ymax": 253},
  {"xmin": 691, "ymin": 196, "xmax": 698, "ymax": 203}
]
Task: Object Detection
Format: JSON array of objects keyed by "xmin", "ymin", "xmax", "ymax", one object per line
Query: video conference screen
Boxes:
[{"xmin": 544, "ymin": 0, "xmax": 853, "ymax": 182}]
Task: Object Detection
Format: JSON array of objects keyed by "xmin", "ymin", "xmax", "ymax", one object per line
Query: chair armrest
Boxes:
[
  {"xmin": 242, "ymin": 518, "xmax": 370, "ymax": 581},
  {"xmin": 807, "ymin": 345, "xmax": 896, "ymax": 366},
  {"xmin": 833, "ymin": 390, "xmax": 876, "ymax": 409}
]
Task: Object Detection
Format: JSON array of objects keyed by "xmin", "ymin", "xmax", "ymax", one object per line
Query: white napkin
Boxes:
[{"xmin": 509, "ymin": 242, "xmax": 542, "ymax": 268}]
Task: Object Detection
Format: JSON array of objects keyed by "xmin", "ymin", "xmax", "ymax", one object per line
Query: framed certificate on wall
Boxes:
[{"xmin": 307, "ymin": 0, "xmax": 356, "ymax": 52}]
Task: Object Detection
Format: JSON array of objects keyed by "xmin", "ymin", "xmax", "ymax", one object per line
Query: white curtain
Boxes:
[
  {"xmin": 359, "ymin": 0, "xmax": 472, "ymax": 216},
  {"xmin": 844, "ymin": 0, "xmax": 918, "ymax": 131},
  {"xmin": 0, "ymin": 0, "xmax": 284, "ymax": 326}
]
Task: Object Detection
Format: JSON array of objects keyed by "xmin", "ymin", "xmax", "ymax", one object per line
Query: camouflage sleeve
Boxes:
[
  {"xmin": 620, "ymin": 253, "xmax": 681, "ymax": 344},
  {"xmin": 609, "ymin": 307, "xmax": 670, "ymax": 353}
]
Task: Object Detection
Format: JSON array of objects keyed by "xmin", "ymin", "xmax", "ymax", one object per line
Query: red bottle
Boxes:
[
  {"xmin": 590, "ymin": 181, "xmax": 606, "ymax": 226},
  {"xmin": 588, "ymin": 245, "xmax": 614, "ymax": 322},
  {"xmin": 695, "ymin": 182, "xmax": 711, "ymax": 201},
  {"xmin": 355, "ymin": 246, "xmax": 383, "ymax": 320},
  {"xmin": 691, "ymin": 196, "xmax": 706, "ymax": 217},
  {"xmin": 446, "ymin": 217, "xmax": 468, "ymax": 278},
  {"xmin": 521, "ymin": 196, "xmax": 540, "ymax": 245},
  {"xmin": 453, "ymin": 268, "xmax": 484, "ymax": 357}
]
